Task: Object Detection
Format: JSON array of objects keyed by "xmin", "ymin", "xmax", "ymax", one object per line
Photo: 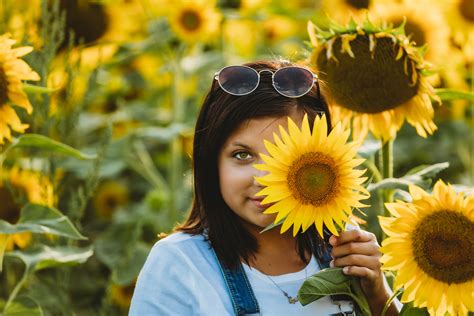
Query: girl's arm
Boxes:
[{"xmin": 329, "ymin": 229, "xmax": 402, "ymax": 316}]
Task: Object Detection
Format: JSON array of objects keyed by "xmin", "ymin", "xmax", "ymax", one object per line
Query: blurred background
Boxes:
[{"xmin": 0, "ymin": 0, "xmax": 472, "ymax": 314}]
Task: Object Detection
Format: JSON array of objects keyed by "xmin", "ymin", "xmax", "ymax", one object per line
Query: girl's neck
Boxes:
[{"xmin": 244, "ymin": 222, "xmax": 309, "ymax": 275}]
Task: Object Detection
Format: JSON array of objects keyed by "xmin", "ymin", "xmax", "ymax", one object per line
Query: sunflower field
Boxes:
[{"xmin": 0, "ymin": 0, "xmax": 472, "ymax": 315}]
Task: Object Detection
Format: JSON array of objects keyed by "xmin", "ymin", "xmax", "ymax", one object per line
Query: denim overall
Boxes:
[{"xmin": 210, "ymin": 240, "xmax": 356, "ymax": 316}]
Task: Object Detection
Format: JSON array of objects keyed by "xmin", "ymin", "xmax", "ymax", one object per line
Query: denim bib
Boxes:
[{"xmin": 210, "ymin": 240, "xmax": 356, "ymax": 316}]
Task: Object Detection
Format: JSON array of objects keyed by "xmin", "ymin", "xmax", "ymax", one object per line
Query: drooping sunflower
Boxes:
[
  {"xmin": 0, "ymin": 34, "xmax": 40, "ymax": 144},
  {"xmin": 0, "ymin": 168, "xmax": 55, "ymax": 251},
  {"xmin": 168, "ymin": 0, "xmax": 221, "ymax": 44},
  {"xmin": 308, "ymin": 19, "xmax": 439, "ymax": 142},
  {"xmin": 379, "ymin": 180, "xmax": 474, "ymax": 316},
  {"xmin": 254, "ymin": 114, "xmax": 369, "ymax": 237}
]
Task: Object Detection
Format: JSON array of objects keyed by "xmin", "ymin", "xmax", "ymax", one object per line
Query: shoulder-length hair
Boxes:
[{"xmin": 176, "ymin": 60, "xmax": 332, "ymax": 268}]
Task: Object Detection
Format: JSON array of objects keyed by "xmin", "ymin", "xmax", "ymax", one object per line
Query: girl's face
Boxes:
[{"xmin": 218, "ymin": 111, "xmax": 304, "ymax": 231}]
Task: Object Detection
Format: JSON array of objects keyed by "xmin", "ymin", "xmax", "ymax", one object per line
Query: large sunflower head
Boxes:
[
  {"xmin": 0, "ymin": 34, "xmax": 40, "ymax": 144},
  {"xmin": 254, "ymin": 114, "xmax": 369, "ymax": 237},
  {"xmin": 379, "ymin": 180, "xmax": 474, "ymax": 315},
  {"xmin": 168, "ymin": 0, "xmax": 221, "ymax": 44},
  {"xmin": 308, "ymin": 19, "xmax": 439, "ymax": 142},
  {"xmin": 0, "ymin": 167, "xmax": 55, "ymax": 250}
]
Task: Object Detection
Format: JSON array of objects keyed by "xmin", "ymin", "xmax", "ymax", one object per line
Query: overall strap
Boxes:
[
  {"xmin": 210, "ymin": 247, "xmax": 260, "ymax": 315},
  {"xmin": 313, "ymin": 239, "xmax": 357, "ymax": 316}
]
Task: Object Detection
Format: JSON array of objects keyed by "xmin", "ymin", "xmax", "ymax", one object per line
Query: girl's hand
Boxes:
[{"xmin": 329, "ymin": 229, "xmax": 398, "ymax": 315}]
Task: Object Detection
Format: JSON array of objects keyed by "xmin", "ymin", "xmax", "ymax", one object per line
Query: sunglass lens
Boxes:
[
  {"xmin": 273, "ymin": 67, "xmax": 314, "ymax": 97},
  {"xmin": 218, "ymin": 66, "xmax": 259, "ymax": 95}
]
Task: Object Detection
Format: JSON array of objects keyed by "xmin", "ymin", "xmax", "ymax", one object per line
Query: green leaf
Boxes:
[
  {"xmin": 10, "ymin": 134, "xmax": 97, "ymax": 160},
  {"xmin": 0, "ymin": 204, "xmax": 87, "ymax": 240},
  {"xmin": 260, "ymin": 217, "xmax": 285, "ymax": 233},
  {"xmin": 112, "ymin": 242, "xmax": 149, "ymax": 285},
  {"xmin": 404, "ymin": 162, "xmax": 449, "ymax": 178},
  {"xmin": 5, "ymin": 245, "xmax": 93, "ymax": 272},
  {"xmin": 435, "ymin": 89, "xmax": 474, "ymax": 102},
  {"xmin": 368, "ymin": 178, "xmax": 415, "ymax": 192},
  {"xmin": 358, "ymin": 140, "xmax": 381, "ymax": 158},
  {"xmin": 298, "ymin": 268, "xmax": 371, "ymax": 316},
  {"xmin": 3, "ymin": 296, "xmax": 43, "ymax": 316}
]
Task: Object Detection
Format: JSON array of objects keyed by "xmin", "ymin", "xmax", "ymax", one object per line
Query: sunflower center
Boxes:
[
  {"xmin": 459, "ymin": 0, "xmax": 474, "ymax": 22},
  {"xmin": 317, "ymin": 35, "xmax": 419, "ymax": 113},
  {"xmin": 345, "ymin": 0, "xmax": 370, "ymax": 9},
  {"xmin": 0, "ymin": 66, "xmax": 8, "ymax": 105},
  {"xmin": 287, "ymin": 152, "xmax": 338, "ymax": 206},
  {"xmin": 411, "ymin": 210, "xmax": 474, "ymax": 284},
  {"xmin": 179, "ymin": 9, "xmax": 202, "ymax": 31},
  {"xmin": 0, "ymin": 187, "xmax": 21, "ymax": 224}
]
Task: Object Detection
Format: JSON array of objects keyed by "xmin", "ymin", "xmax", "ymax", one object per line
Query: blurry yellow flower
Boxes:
[
  {"xmin": 111, "ymin": 282, "xmax": 135, "ymax": 309},
  {"xmin": 0, "ymin": 34, "xmax": 40, "ymax": 144},
  {"xmin": 438, "ymin": 0, "xmax": 474, "ymax": 39},
  {"xmin": 255, "ymin": 114, "xmax": 369, "ymax": 237},
  {"xmin": 379, "ymin": 181, "xmax": 474, "ymax": 315},
  {"xmin": 309, "ymin": 19, "xmax": 439, "ymax": 142},
  {"xmin": 263, "ymin": 15, "xmax": 299, "ymax": 44},
  {"xmin": 321, "ymin": 0, "xmax": 372, "ymax": 24},
  {"xmin": 0, "ymin": 168, "xmax": 55, "ymax": 251},
  {"xmin": 371, "ymin": 2, "xmax": 451, "ymax": 64},
  {"xmin": 93, "ymin": 181, "xmax": 129, "ymax": 219},
  {"xmin": 239, "ymin": 0, "xmax": 270, "ymax": 15},
  {"xmin": 168, "ymin": 0, "xmax": 221, "ymax": 44},
  {"xmin": 223, "ymin": 19, "xmax": 258, "ymax": 58}
]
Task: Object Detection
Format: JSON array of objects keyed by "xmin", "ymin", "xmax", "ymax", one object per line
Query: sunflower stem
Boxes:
[
  {"xmin": 169, "ymin": 50, "xmax": 186, "ymax": 224},
  {"xmin": 381, "ymin": 139, "xmax": 395, "ymax": 210},
  {"xmin": 4, "ymin": 266, "xmax": 29, "ymax": 311},
  {"xmin": 363, "ymin": 157, "xmax": 382, "ymax": 183}
]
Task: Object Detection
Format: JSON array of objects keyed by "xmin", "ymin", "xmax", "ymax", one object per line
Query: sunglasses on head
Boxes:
[{"xmin": 214, "ymin": 65, "xmax": 319, "ymax": 98}]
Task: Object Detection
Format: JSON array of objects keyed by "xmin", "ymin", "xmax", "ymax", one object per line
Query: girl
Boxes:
[{"xmin": 129, "ymin": 60, "xmax": 400, "ymax": 315}]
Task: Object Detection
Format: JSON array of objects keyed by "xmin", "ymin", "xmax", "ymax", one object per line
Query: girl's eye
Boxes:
[{"xmin": 233, "ymin": 151, "xmax": 253, "ymax": 161}]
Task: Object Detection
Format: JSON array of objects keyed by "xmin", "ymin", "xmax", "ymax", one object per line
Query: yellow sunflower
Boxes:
[
  {"xmin": 308, "ymin": 19, "xmax": 439, "ymax": 143},
  {"xmin": 0, "ymin": 34, "xmax": 40, "ymax": 144},
  {"xmin": 0, "ymin": 168, "xmax": 55, "ymax": 251},
  {"xmin": 371, "ymin": 2, "xmax": 451, "ymax": 65},
  {"xmin": 254, "ymin": 114, "xmax": 369, "ymax": 237},
  {"xmin": 168, "ymin": 0, "xmax": 221, "ymax": 44},
  {"xmin": 93, "ymin": 181, "xmax": 129, "ymax": 219},
  {"xmin": 379, "ymin": 180, "xmax": 474, "ymax": 316}
]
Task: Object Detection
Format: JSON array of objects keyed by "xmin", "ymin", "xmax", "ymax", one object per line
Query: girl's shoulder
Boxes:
[{"xmin": 147, "ymin": 232, "xmax": 211, "ymax": 263}]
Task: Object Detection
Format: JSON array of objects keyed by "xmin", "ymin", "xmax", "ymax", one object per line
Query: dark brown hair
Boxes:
[{"xmin": 176, "ymin": 60, "xmax": 332, "ymax": 268}]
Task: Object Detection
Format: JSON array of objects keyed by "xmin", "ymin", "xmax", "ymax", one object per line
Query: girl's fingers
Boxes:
[
  {"xmin": 329, "ymin": 229, "xmax": 376, "ymax": 246},
  {"xmin": 341, "ymin": 266, "xmax": 376, "ymax": 279},
  {"xmin": 330, "ymin": 241, "xmax": 380, "ymax": 258},
  {"xmin": 332, "ymin": 254, "xmax": 381, "ymax": 271}
]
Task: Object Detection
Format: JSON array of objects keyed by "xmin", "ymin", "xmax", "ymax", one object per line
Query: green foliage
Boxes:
[
  {"xmin": 0, "ymin": 204, "xmax": 86, "ymax": 239},
  {"xmin": 298, "ymin": 268, "xmax": 371, "ymax": 316}
]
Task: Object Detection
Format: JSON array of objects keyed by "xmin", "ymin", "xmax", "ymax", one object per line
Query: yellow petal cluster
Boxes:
[
  {"xmin": 0, "ymin": 34, "xmax": 40, "ymax": 144},
  {"xmin": 379, "ymin": 180, "xmax": 474, "ymax": 316}
]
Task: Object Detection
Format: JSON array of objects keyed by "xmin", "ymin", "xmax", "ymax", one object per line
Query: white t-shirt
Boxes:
[{"xmin": 129, "ymin": 232, "xmax": 354, "ymax": 315}]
